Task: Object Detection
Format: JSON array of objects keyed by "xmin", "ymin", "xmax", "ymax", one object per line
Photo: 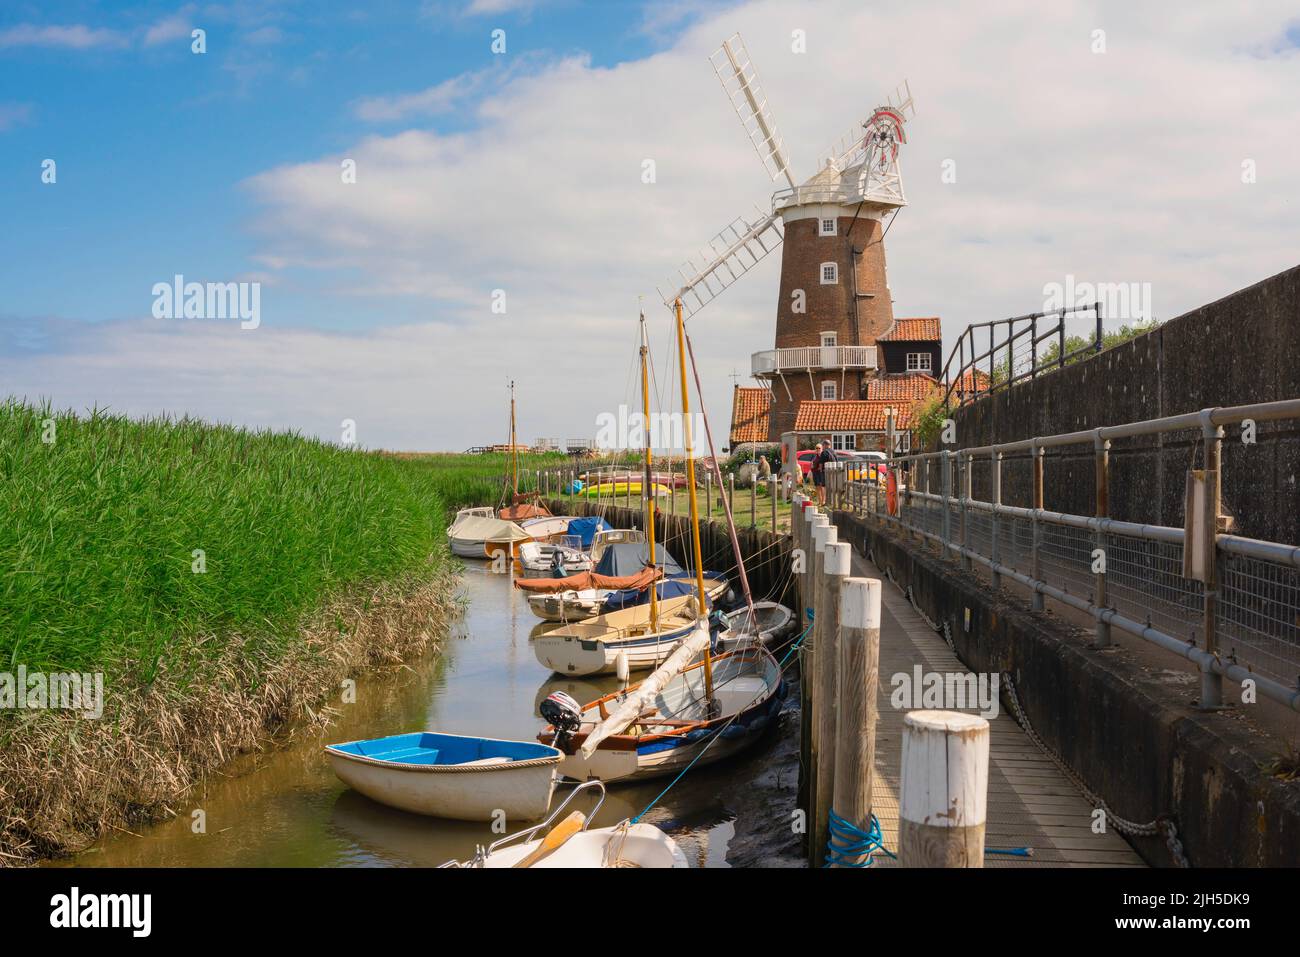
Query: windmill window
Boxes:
[
  {"xmin": 906, "ymin": 352, "xmax": 932, "ymax": 372},
  {"xmin": 820, "ymin": 263, "xmax": 838, "ymax": 285},
  {"xmin": 820, "ymin": 380, "xmax": 837, "ymax": 400},
  {"xmin": 819, "ymin": 218, "xmax": 836, "ymax": 236},
  {"xmin": 820, "ymin": 332, "xmax": 837, "ymax": 348}
]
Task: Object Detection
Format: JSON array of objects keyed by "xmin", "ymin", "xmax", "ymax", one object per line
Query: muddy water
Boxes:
[{"xmin": 57, "ymin": 563, "xmax": 803, "ymax": 868}]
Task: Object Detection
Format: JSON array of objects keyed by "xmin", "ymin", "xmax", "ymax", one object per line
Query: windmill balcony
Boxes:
[{"xmin": 751, "ymin": 345, "xmax": 877, "ymax": 376}]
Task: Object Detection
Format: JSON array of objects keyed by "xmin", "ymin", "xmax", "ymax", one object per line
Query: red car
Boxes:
[{"xmin": 795, "ymin": 448, "xmax": 861, "ymax": 475}]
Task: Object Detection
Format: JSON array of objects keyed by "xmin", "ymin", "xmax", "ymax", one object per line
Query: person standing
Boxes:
[{"xmin": 810, "ymin": 438, "xmax": 834, "ymax": 506}]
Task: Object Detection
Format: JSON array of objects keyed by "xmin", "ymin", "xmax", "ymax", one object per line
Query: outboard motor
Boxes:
[{"xmin": 540, "ymin": 691, "xmax": 583, "ymax": 752}]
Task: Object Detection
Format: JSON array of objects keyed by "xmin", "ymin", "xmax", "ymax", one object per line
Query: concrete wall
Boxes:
[
  {"xmin": 951, "ymin": 265, "xmax": 1300, "ymax": 544},
  {"xmin": 834, "ymin": 510, "xmax": 1300, "ymax": 868}
]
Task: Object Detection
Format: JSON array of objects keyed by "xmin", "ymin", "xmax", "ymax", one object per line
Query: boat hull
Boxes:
[
  {"xmin": 326, "ymin": 733, "xmax": 562, "ymax": 821},
  {"xmin": 478, "ymin": 823, "xmax": 688, "ymax": 868}
]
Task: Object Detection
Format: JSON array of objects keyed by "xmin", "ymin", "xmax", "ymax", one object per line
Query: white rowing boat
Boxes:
[
  {"xmin": 325, "ymin": 731, "xmax": 562, "ymax": 821},
  {"xmin": 441, "ymin": 781, "xmax": 686, "ymax": 868}
]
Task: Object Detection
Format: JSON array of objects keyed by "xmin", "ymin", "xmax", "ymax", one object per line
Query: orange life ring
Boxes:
[{"xmin": 885, "ymin": 467, "xmax": 898, "ymax": 516}]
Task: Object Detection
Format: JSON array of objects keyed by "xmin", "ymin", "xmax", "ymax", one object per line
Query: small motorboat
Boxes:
[
  {"xmin": 518, "ymin": 515, "xmax": 579, "ymax": 542},
  {"xmin": 447, "ymin": 508, "xmax": 531, "ymax": 560},
  {"xmin": 527, "ymin": 588, "xmax": 608, "ymax": 622},
  {"xmin": 516, "ymin": 538, "xmax": 592, "ymax": 575},
  {"xmin": 325, "ymin": 731, "xmax": 562, "ymax": 821},
  {"xmin": 715, "ymin": 601, "xmax": 798, "ymax": 651},
  {"xmin": 539, "ymin": 637, "xmax": 786, "ymax": 784},
  {"xmin": 590, "ymin": 527, "xmax": 644, "ymax": 564},
  {"xmin": 441, "ymin": 781, "xmax": 687, "ymax": 868}
]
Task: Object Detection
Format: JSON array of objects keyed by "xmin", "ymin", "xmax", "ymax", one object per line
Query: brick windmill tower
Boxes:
[{"xmin": 661, "ymin": 34, "xmax": 930, "ymax": 448}]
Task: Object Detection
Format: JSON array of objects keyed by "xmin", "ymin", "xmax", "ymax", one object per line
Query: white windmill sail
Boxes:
[
  {"xmin": 658, "ymin": 209, "xmax": 783, "ymax": 317},
  {"xmin": 659, "ymin": 34, "xmax": 794, "ymax": 317}
]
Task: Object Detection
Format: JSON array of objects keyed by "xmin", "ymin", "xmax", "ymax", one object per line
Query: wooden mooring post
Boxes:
[
  {"xmin": 829, "ymin": 577, "xmax": 881, "ymax": 867},
  {"xmin": 806, "ymin": 517, "xmax": 835, "ymax": 868},
  {"xmin": 813, "ymin": 540, "xmax": 850, "ymax": 867},
  {"xmin": 899, "ymin": 710, "xmax": 990, "ymax": 867}
]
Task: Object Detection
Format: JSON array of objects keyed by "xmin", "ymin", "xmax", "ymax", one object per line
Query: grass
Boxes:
[
  {"xmin": 0, "ymin": 398, "xmax": 565, "ymax": 861},
  {"xmin": 0, "ymin": 400, "xmax": 561, "ymax": 681}
]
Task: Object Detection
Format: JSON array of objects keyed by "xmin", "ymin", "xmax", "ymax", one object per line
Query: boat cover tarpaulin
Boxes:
[
  {"xmin": 601, "ymin": 578, "xmax": 698, "ymax": 611},
  {"xmin": 449, "ymin": 515, "xmax": 531, "ymax": 543},
  {"xmin": 565, "ymin": 516, "xmax": 611, "ymax": 547},
  {"xmin": 513, "ymin": 565, "xmax": 662, "ymax": 594},
  {"xmin": 595, "ymin": 542, "xmax": 686, "ymax": 578}
]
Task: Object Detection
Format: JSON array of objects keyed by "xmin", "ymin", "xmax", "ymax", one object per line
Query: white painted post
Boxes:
[
  {"xmin": 899, "ymin": 710, "xmax": 990, "ymax": 867},
  {"xmin": 831, "ymin": 577, "xmax": 881, "ymax": 867},
  {"xmin": 814, "ymin": 541, "xmax": 851, "ymax": 866}
]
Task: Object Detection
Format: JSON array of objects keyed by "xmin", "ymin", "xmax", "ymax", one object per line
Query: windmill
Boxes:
[{"xmin": 658, "ymin": 33, "xmax": 917, "ymax": 442}]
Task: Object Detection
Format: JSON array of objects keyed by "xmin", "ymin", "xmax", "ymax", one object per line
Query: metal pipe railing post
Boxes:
[
  {"xmin": 1093, "ymin": 432, "xmax": 1111, "ymax": 648},
  {"xmin": 990, "ymin": 450, "xmax": 1002, "ymax": 589},
  {"xmin": 1200, "ymin": 419, "xmax": 1225, "ymax": 709},
  {"xmin": 1095, "ymin": 299, "xmax": 1104, "ymax": 354},
  {"xmin": 960, "ymin": 451, "xmax": 972, "ymax": 572},
  {"xmin": 1031, "ymin": 441, "xmax": 1045, "ymax": 612},
  {"xmin": 940, "ymin": 449, "xmax": 952, "ymax": 548}
]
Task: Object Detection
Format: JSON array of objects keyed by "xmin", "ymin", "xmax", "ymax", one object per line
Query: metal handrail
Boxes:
[
  {"xmin": 939, "ymin": 303, "xmax": 1104, "ymax": 409},
  {"xmin": 823, "ymin": 396, "xmax": 1300, "ymax": 713}
]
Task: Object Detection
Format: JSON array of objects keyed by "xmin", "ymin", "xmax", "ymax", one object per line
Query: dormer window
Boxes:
[
  {"xmin": 819, "ymin": 217, "xmax": 836, "ymax": 236},
  {"xmin": 820, "ymin": 262, "xmax": 838, "ymax": 285},
  {"xmin": 906, "ymin": 352, "xmax": 933, "ymax": 372}
]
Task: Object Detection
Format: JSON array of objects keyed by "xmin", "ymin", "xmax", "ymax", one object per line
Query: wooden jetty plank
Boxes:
[{"xmin": 847, "ymin": 549, "xmax": 1144, "ymax": 869}]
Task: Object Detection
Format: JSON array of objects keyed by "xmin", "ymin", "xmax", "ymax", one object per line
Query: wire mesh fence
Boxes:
[{"xmin": 838, "ymin": 409, "xmax": 1300, "ymax": 709}]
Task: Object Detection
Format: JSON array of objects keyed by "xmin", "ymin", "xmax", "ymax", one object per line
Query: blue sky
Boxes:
[
  {"xmin": 2, "ymin": 1, "xmax": 1298, "ymax": 449},
  {"xmin": 1, "ymin": 0, "xmax": 703, "ymax": 331}
]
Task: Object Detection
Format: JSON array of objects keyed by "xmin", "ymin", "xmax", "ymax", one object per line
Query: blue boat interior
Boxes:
[{"xmin": 329, "ymin": 732, "xmax": 554, "ymax": 766}]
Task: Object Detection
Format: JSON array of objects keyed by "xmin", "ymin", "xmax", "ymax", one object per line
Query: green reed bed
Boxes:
[
  {"xmin": 0, "ymin": 399, "xmax": 567, "ymax": 861},
  {"xmin": 0, "ymin": 399, "xmax": 558, "ymax": 681}
]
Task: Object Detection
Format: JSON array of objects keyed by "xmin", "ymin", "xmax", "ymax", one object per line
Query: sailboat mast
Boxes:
[
  {"xmin": 639, "ymin": 311, "xmax": 660, "ymax": 632},
  {"xmin": 509, "ymin": 380, "xmax": 518, "ymax": 495},
  {"xmin": 674, "ymin": 298, "xmax": 714, "ymax": 701}
]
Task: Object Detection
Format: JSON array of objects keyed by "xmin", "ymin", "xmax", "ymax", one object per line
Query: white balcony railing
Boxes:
[{"xmin": 751, "ymin": 345, "xmax": 877, "ymax": 376}]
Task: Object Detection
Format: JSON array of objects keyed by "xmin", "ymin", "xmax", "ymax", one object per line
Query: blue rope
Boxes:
[
  {"xmin": 823, "ymin": 810, "xmax": 1033, "ymax": 866},
  {"xmin": 824, "ymin": 809, "xmax": 894, "ymax": 867}
]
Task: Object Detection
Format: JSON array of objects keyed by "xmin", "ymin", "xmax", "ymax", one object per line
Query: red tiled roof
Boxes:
[
  {"xmin": 879, "ymin": 317, "xmax": 941, "ymax": 342},
  {"xmin": 794, "ymin": 400, "xmax": 913, "ymax": 432},
  {"xmin": 728, "ymin": 386, "xmax": 771, "ymax": 445},
  {"xmin": 866, "ymin": 373, "xmax": 940, "ymax": 403},
  {"xmin": 949, "ymin": 368, "xmax": 992, "ymax": 393}
]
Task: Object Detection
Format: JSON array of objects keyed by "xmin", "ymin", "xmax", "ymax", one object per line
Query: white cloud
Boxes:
[
  {"xmin": 0, "ymin": 23, "xmax": 127, "ymax": 49},
  {"xmin": 353, "ymin": 69, "xmax": 493, "ymax": 122},
  {"xmin": 142, "ymin": 12, "xmax": 194, "ymax": 47},
  {"xmin": 9, "ymin": 0, "xmax": 1300, "ymax": 450},
  {"xmin": 464, "ymin": 0, "xmax": 538, "ymax": 15}
]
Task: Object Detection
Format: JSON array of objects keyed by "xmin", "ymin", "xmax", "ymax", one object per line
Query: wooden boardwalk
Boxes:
[{"xmin": 851, "ymin": 550, "xmax": 1144, "ymax": 868}]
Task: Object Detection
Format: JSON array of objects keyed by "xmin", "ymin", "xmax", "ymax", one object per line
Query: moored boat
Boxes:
[
  {"xmin": 539, "ymin": 638, "xmax": 786, "ymax": 783},
  {"xmin": 325, "ymin": 731, "xmax": 562, "ymax": 821},
  {"xmin": 533, "ymin": 592, "xmax": 703, "ymax": 676},
  {"xmin": 440, "ymin": 781, "xmax": 686, "ymax": 868},
  {"xmin": 715, "ymin": 601, "xmax": 798, "ymax": 651}
]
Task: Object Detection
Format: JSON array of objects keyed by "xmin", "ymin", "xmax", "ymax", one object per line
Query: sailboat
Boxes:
[
  {"xmin": 538, "ymin": 300, "xmax": 785, "ymax": 782},
  {"xmin": 529, "ymin": 312, "xmax": 722, "ymax": 676},
  {"xmin": 499, "ymin": 380, "xmax": 552, "ymax": 521}
]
